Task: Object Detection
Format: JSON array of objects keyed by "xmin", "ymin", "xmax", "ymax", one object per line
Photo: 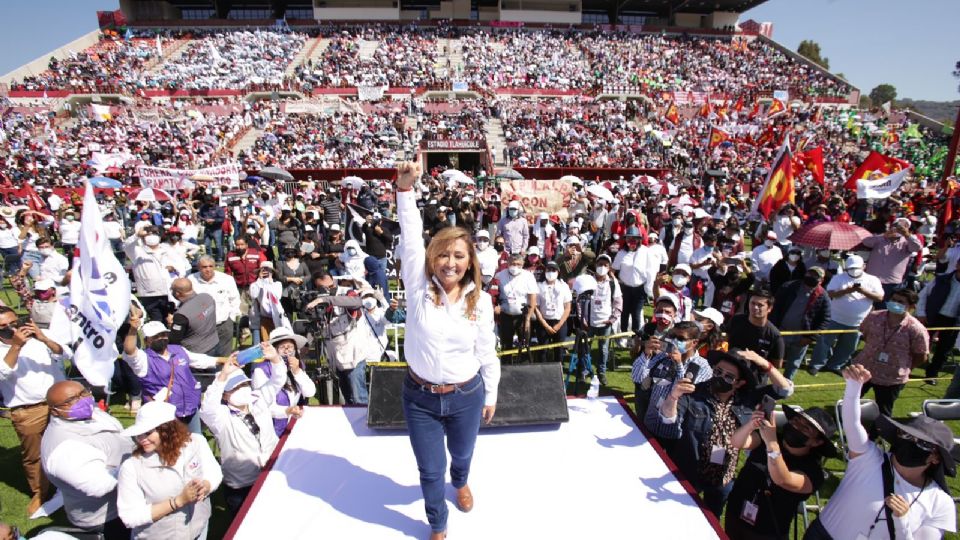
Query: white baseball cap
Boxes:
[
  {"xmin": 508, "ymin": 201, "xmax": 520, "ymax": 210},
  {"xmin": 845, "ymin": 255, "xmax": 865, "ymax": 269},
  {"xmin": 142, "ymin": 321, "xmax": 169, "ymax": 338},
  {"xmin": 527, "ymin": 246, "xmax": 540, "ymax": 256},
  {"xmin": 693, "ymin": 307, "xmax": 724, "ymax": 328},
  {"xmin": 476, "ymin": 230, "xmax": 490, "ymax": 239},
  {"xmin": 122, "ymin": 401, "xmax": 176, "ymax": 436}
]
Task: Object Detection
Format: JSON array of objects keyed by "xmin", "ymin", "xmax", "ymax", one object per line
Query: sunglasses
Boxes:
[
  {"xmin": 899, "ymin": 431, "xmax": 936, "ymax": 453},
  {"xmin": 712, "ymin": 367, "xmax": 738, "ymax": 385}
]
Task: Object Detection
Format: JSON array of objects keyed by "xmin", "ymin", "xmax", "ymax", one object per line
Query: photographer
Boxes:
[{"xmin": 362, "ymin": 212, "xmax": 394, "ymax": 300}]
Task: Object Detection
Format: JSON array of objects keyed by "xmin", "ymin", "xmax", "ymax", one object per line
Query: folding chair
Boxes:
[
  {"xmin": 834, "ymin": 399, "xmax": 880, "ymax": 461},
  {"xmin": 922, "ymin": 399, "xmax": 960, "ymax": 422}
]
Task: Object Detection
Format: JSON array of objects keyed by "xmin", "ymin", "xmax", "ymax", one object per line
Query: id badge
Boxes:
[
  {"xmin": 877, "ymin": 351, "xmax": 890, "ymax": 364},
  {"xmin": 710, "ymin": 445, "xmax": 726, "ymax": 464},
  {"xmin": 740, "ymin": 500, "xmax": 759, "ymax": 525}
]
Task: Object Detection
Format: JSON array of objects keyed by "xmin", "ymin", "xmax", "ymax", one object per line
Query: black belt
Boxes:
[{"xmin": 408, "ymin": 370, "xmax": 477, "ymax": 394}]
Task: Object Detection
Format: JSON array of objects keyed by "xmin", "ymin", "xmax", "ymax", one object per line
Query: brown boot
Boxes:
[
  {"xmin": 455, "ymin": 485, "xmax": 473, "ymax": 513},
  {"xmin": 27, "ymin": 494, "xmax": 43, "ymax": 516}
]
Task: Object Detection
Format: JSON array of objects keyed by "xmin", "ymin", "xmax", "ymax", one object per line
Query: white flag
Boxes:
[
  {"xmin": 64, "ymin": 181, "xmax": 131, "ymax": 387},
  {"xmin": 856, "ymin": 168, "xmax": 911, "ymax": 200}
]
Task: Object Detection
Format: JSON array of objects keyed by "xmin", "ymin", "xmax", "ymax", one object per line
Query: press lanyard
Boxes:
[{"xmin": 879, "ymin": 315, "xmax": 903, "ymax": 349}]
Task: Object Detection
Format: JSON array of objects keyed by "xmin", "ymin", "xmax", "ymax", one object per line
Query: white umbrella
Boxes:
[
  {"xmin": 342, "ymin": 176, "xmax": 366, "ymax": 189},
  {"xmin": 441, "ymin": 169, "xmax": 473, "ymax": 185},
  {"xmin": 585, "ymin": 183, "xmax": 614, "ymax": 202},
  {"xmin": 559, "ymin": 175, "xmax": 582, "ymax": 185}
]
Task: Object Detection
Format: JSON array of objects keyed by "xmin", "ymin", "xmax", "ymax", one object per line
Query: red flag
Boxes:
[
  {"xmin": 767, "ymin": 98, "xmax": 787, "ymax": 117},
  {"xmin": 751, "ymin": 141, "xmax": 795, "ymax": 219},
  {"xmin": 755, "ymin": 126, "xmax": 778, "ymax": 147},
  {"xmin": 664, "ymin": 101, "xmax": 679, "ymax": 125},
  {"xmin": 748, "ymin": 99, "xmax": 761, "ymax": 120},
  {"xmin": 708, "ymin": 127, "xmax": 731, "ymax": 148},
  {"xmin": 733, "ymin": 96, "xmax": 745, "ymax": 112},
  {"xmin": 24, "ymin": 184, "xmax": 49, "ymax": 215},
  {"xmin": 716, "ymin": 101, "xmax": 729, "ymax": 120},
  {"xmin": 699, "ymin": 101, "xmax": 713, "ymax": 118},
  {"xmin": 843, "ymin": 151, "xmax": 912, "ymax": 190},
  {"xmin": 794, "ymin": 146, "xmax": 825, "ymax": 185},
  {"xmin": 937, "ymin": 179, "xmax": 959, "ymax": 247}
]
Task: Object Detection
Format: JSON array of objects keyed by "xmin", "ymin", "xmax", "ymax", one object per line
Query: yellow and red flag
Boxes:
[
  {"xmin": 843, "ymin": 151, "xmax": 911, "ymax": 190},
  {"xmin": 751, "ymin": 140, "xmax": 795, "ymax": 219},
  {"xmin": 733, "ymin": 96, "xmax": 745, "ymax": 113},
  {"xmin": 793, "ymin": 146, "xmax": 825, "ymax": 185},
  {"xmin": 699, "ymin": 101, "xmax": 713, "ymax": 118},
  {"xmin": 748, "ymin": 98, "xmax": 761, "ymax": 120},
  {"xmin": 664, "ymin": 101, "xmax": 680, "ymax": 125},
  {"xmin": 708, "ymin": 127, "xmax": 731, "ymax": 148},
  {"xmin": 767, "ymin": 98, "xmax": 787, "ymax": 118}
]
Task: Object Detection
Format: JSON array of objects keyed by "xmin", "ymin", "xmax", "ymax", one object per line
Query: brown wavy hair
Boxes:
[
  {"xmin": 424, "ymin": 226, "xmax": 482, "ymax": 317},
  {"xmin": 133, "ymin": 419, "xmax": 191, "ymax": 467}
]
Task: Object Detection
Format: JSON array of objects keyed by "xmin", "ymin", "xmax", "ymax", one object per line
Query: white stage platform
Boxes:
[{"xmin": 227, "ymin": 397, "xmax": 723, "ymax": 539}]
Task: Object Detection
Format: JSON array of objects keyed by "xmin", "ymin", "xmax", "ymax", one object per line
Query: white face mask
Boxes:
[
  {"xmin": 788, "ymin": 254, "xmax": 801, "ymax": 262},
  {"xmin": 673, "ymin": 275, "xmax": 689, "ymax": 287},
  {"xmin": 477, "ymin": 240, "xmax": 489, "ymax": 249},
  {"xmin": 302, "ymin": 243, "xmax": 315, "ymax": 253},
  {"xmin": 39, "ymin": 247, "xmax": 54, "ymax": 256},
  {"xmin": 346, "ymin": 247, "xmax": 358, "ymax": 256},
  {"xmin": 144, "ymin": 235, "xmax": 160, "ymax": 247},
  {"xmin": 847, "ymin": 268, "xmax": 864, "ymax": 278},
  {"xmin": 228, "ymin": 387, "xmax": 253, "ymax": 407},
  {"xmin": 764, "ymin": 240, "xmax": 775, "ymax": 248},
  {"xmin": 545, "ymin": 271, "xmax": 558, "ymax": 282},
  {"xmin": 595, "ymin": 266, "xmax": 609, "ymax": 276},
  {"xmin": 362, "ymin": 298, "xmax": 377, "ymax": 310},
  {"xmin": 508, "ymin": 266, "xmax": 522, "ymax": 276}
]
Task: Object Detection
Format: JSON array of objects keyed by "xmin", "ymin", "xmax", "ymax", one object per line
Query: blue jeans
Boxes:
[
  {"xmin": 589, "ymin": 324, "xmax": 613, "ymax": 375},
  {"xmin": 373, "ymin": 257, "xmax": 391, "ymax": 301},
  {"xmin": 337, "ymin": 360, "xmax": 368, "ymax": 405},
  {"xmin": 808, "ymin": 320, "xmax": 860, "ymax": 373},
  {"xmin": 402, "ymin": 372, "xmax": 484, "ymax": 533},
  {"xmin": 22, "ymin": 249, "xmax": 42, "ymax": 279},
  {"xmin": 781, "ymin": 334, "xmax": 811, "ymax": 380},
  {"xmin": 204, "ymin": 228, "xmax": 223, "ymax": 261},
  {"xmin": 0, "ymin": 246, "xmax": 19, "ymax": 276}
]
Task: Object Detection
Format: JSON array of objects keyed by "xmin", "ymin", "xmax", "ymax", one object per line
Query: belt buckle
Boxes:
[{"xmin": 429, "ymin": 384, "xmax": 443, "ymax": 394}]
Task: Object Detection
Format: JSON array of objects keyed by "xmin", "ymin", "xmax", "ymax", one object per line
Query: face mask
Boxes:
[
  {"xmin": 169, "ymin": 236, "xmax": 181, "ymax": 243},
  {"xmin": 710, "ymin": 376, "xmax": 734, "ymax": 394},
  {"xmin": 886, "ymin": 301, "xmax": 906, "ymax": 315},
  {"xmin": 346, "ymin": 247, "xmax": 358, "ymax": 256},
  {"xmin": 362, "ymin": 298, "xmax": 377, "ymax": 310},
  {"xmin": 37, "ymin": 289, "xmax": 56, "ymax": 301},
  {"xmin": 672, "ymin": 218, "xmax": 682, "ymax": 227},
  {"xmin": 764, "ymin": 240, "xmax": 775, "ymax": 248},
  {"xmin": 508, "ymin": 266, "xmax": 522, "ymax": 276},
  {"xmin": 654, "ymin": 311, "xmax": 674, "ymax": 325},
  {"xmin": 668, "ymin": 338, "xmax": 689, "ymax": 355},
  {"xmin": 673, "ymin": 275, "xmax": 689, "ymax": 287},
  {"xmin": 818, "ymin": 249, "xmax": 830, "ymax": 258},
  {"xmin": 40, "ymin": 248, "xmax": 54, "ymax": 256},
  {"xmin": 66, "ymin": 216, "xmax": 75, "ymax": 221},
  {"xmin": 545, "ymin": 271, "xmax": 558, "ymax": 282},
  {"xmin": 228, "ymin": 387, "xmax": 253, "ymax": 407},
  {"xmin": 508, "ymin": 209, "xmax": 518, "ymax": 218},
  {"xmin": 494, "ymin": 244, "xmax": 504, "ymax": 253},
  {"xmin": 847, "ymin": 268, "xmax": 863, "ymax": 278},
  {"xmin": 891, "ymin": 437, "xmax": 933, "ymax": 468},
  {"xmin": 703, "ymin": 246, "xmax": 713, "ymax": 253},
  {"xmin": 66, "ymin": 396, "xmax": 96, "ymax": 421},
  {"xmin": 782, "ymin": 424, "xmax": 810, "ymax": 448},
  {"xmin": 803, "ymin": 276, "xmax": 820, "ymax": 287},
  {"xmin": 246, "ymin": 227, "xmax": 257, "ymax": 235},
  {"xmin": 144, "ymin": 235, "xmax": 160, "ymax": 247},
  {"xmin": 626, "ymin": 241, "xmax": 638, "ymax": 250},
  {"xmin": 595, "ymin": 266, "xmax": 609, "ymax": 276},
  {"xmin": 477, "ymin": 240, "xmax": 489, "ymax": 249},
  {"xmin": 302, "ymin": 243, "xmax": 315, "ymax": 253},
  {"xmin": 149, "ymin": 338, "xmax": 168, "ymax": 354}
]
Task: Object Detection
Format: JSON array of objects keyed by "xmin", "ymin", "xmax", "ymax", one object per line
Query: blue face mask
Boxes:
[
  {"xmin": 703, "ymin": 246, "xmax": 714, "ymax": 253},
  {"xmin": 886, "ymin": 301, "xmax": 906, "ymax": 315},
  {"xmin": 67, "ymin": 396, "xmax": 96, "ymax": 421},
  {"xmin": 667, "ymin": 338, "xmax": 689, "ymax": 355}
]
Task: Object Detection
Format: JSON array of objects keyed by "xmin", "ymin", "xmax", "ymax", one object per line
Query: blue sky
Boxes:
[
  {"xmin": 0, "ymin": 0, "xmax": 957, "ymax": 101},
  {"xmin": 743, "ymin": 0, "xmax": 960, "ymax": 101}
]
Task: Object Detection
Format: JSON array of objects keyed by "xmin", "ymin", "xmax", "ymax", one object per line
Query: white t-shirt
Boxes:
[
  {"xmin": 476, "ymin": 246, "xmax": 499, "ymax": 278},
  {"xmin": 751, "ymin": 243, "xmax": 783, "ymax": 280},
  {"xmin": 0, "ymin": 225, "xmax": 19, "ymax": 249},
  {"xmin": 819, "ymin": 444, "xmax": 956, "ymax": 539},
  {"xmin": 772, "ymin": 215, "xmax": 798, "ymax": 244},
  {"xmin": 537, "ymin": 280, "xmax": 572, "ymax": 321},
  {"xmin": 825, "ymin": 271, "xmax": 883, "ymax": 326},
  {"xmin": 589, "ymin": 277, "xmax": 622, "ymax": 327},
  {"xmin": 494, "ymin": 269, "xmax": 538, "ymax": 316},
  {"xmin": 59, "ymin": 219, "xmax": 82, "ymax": 245},
  {"xmin": 688, "ymin": 246, "xmax": 715, "ymax": 280},
  {"xmin": 102, "ymin": 221, "xmax": 124, "ymax": 241}
]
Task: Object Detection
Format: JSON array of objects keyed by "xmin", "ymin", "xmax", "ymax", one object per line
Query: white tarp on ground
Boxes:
[{"xmin": 229, "ymin": 397, "xmax": 721, "ymax": 540}]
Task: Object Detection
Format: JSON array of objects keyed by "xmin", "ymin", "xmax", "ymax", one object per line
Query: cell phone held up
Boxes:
[
  {"xmin": 760, "ymin": 395, "xmax": 777, "ymax": 422},
  {"xmin": 683, "ymin": 363, "xmax": 701, "ymax": 382}
]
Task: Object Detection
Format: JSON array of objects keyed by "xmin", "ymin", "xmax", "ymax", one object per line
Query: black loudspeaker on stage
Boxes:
[{"xmin": 367, "ymin": 363, "xmax": 570, "ymax": 429}]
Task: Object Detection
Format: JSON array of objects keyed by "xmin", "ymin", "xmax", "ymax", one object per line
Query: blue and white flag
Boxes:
[{"xmin": 64, "ymin": 181, "xmax": 131, "ymax": 387}]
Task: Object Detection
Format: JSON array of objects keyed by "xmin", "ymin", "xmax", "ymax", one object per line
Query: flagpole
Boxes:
[{"xmin": 942, "ymin": 105, "xmax": 960, "ymax": 187}]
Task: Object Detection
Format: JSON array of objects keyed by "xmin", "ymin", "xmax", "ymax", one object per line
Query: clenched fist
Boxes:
[{"xmin": 396, "ymin": 161, "xmax": 422, "ymax": 191}]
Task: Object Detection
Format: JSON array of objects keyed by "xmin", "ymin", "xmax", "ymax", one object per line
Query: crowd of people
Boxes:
[{"xmin": 2, "ymin": 20, "xmax": 960, "ymax": 540}]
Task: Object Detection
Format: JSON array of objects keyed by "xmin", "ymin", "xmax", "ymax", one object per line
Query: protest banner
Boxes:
[
  {"xmin": 856, "ymin": 168, "xmax": 911, "ymax": 199},
  {"xmin": 500, "ymin": 179, "xmax": 576, "ymax": 220},
  {"xmin": 138, "ymin": 163, "xmax": 241, "ymax": 190}
]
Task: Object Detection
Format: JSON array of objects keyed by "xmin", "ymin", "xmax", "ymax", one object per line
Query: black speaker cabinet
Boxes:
[{"xmin": 367, "ymin": 363, "xmax": 570, "ymax": 429}]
